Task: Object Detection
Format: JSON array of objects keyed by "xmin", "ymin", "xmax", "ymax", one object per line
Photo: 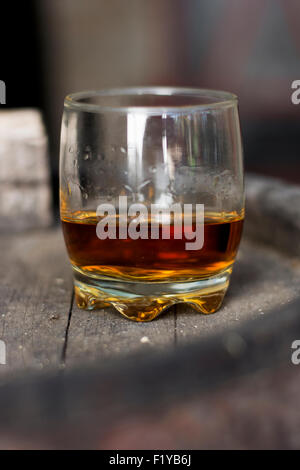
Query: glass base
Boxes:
[{"xmin": 73, "ymin": 267, "xmax": 232, "ymax": 322}]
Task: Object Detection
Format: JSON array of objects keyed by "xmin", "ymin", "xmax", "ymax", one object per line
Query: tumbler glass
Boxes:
[{"xmin": 60, "ymin": 88, "xmax": 244, "ymax": 321}]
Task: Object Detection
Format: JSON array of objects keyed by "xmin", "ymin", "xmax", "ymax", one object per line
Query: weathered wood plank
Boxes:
[
  {"xmin": 0, "ymin": 175, "xmax": 300, "ymax": 447},
  {"xmin": 175, "ymin": 238, "xmax": 300, "ymax": 344},
  {"xmin": 65, "ymin": 304, "xmax": 175, "ymax": 367},
  {"xmin": 65, "ymin": 239, "xmax": 300, "ymax": 363},
  {"xmin": 0, "ymin": 229, "xmax": 72, "ymax": 382},
  {"xmin": 0, "ymin": 297, "xmax": 299, "ymax": 449},
  {"xmin": 1, "ymin": 175, "xmax": 300, "ymax": 375},
  {"xmin": 1, "ymin": 225, "xmax": 300, "ymax": 375}
]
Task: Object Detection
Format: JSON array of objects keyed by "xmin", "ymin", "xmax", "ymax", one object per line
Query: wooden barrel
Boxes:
[{"xmin": 0, "ymin": 174, "xmax": 299, "ymax": 449}]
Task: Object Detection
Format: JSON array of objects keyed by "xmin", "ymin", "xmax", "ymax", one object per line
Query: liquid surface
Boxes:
[{"xmin": 61, "ymin": 211, "xmax": 244, "ymax": 282}]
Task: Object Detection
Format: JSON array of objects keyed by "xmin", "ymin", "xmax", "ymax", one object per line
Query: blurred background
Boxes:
[
  {"xmin": 2, "ymin": 0, "xmax": 300, "ymax": 209},
  {"xmin": 1, "ymin": 2, "xmax": 300, "ymax": 449}
]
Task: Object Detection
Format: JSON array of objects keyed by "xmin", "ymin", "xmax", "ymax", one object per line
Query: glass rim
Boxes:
[{"xmin": 64, "ymin": 87, "xmax": 238, "ymax": 114}]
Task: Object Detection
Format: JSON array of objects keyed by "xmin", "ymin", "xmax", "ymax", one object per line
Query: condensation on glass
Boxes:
[{"xmin": 60, "ymin": 88, "xmax": 244, "ymax": 321}]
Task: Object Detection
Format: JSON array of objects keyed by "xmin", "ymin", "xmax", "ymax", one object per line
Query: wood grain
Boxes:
[
  {"xmin": 0, "ymin": 175, "xmax": 299, "ymax": 448},
  {"xmin": 0, "ymin": 175, "xmax": 300, "ymax": 379},
  {"xmin": 1, "ymin": 227, "xmax": 300, "ymax": 379},
  {"xmin": 0, "ymin": 229, "xmax": 72, "ymax": 382},
  {"xmin": 175, "ymin": 238, "xmax": 300, "ymax": 344},
  {"xmin": 65, "ymin": 304, "xmax": 175, "ymax": 366}
]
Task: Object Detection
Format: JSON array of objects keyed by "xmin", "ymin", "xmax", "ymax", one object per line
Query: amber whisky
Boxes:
[{"xmin": 62, "ymin": 211, "xmax": 243, "ymax": 283}]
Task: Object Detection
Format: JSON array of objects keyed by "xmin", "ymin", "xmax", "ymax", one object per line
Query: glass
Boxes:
[{"xmin": 60, "ymin": 87, "xmax": 244, "ymax": 321}]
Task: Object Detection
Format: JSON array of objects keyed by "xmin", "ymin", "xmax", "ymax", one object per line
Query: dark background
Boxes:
[{"xmin": 1, "ymin": 0, "xmax": 300, "ymax": 207}]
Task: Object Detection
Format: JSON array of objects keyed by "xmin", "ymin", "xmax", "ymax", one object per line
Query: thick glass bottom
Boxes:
[{"xmin": 73, "ymin": 266, "xmax": 232, "ymax": 322}]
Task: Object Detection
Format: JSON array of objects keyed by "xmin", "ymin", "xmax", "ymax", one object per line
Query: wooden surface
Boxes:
[
  {"xmin": 1, "ymin": 224, "xmax": 300, "ymax": 381},
  {"xmin": 0, "ymin": 294, "xmax": 300, "ymax": 449},
  {"xmin": 1, "ymin": 175, "xmax": 300, "ymax": 448}
]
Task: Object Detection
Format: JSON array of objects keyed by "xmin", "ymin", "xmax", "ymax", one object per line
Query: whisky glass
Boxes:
[{"xmin": 60, "ymin": 87, "xmax": 244, "ymax": 321}]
